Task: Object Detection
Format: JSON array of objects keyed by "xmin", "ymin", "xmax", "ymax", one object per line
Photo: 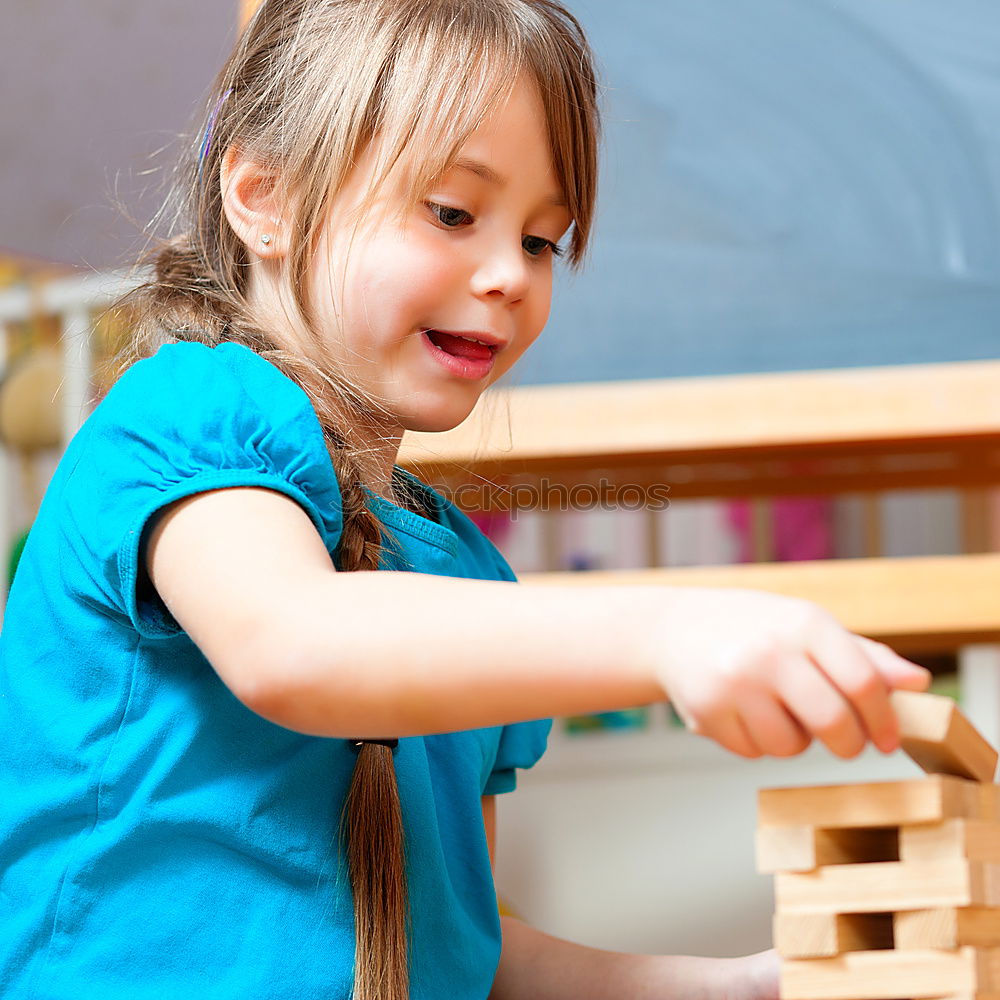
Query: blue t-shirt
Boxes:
[{"xmin": 0, "ymin": 341, "xmax": 551, "ymax": 999}]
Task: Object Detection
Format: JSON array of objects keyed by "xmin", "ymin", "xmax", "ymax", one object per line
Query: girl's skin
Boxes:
[{"xmin": 147, "ymin": 75, "xmax": 928, "ymax": 999}]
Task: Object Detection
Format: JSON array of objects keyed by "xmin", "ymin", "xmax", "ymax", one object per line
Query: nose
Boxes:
[{"xmin": 470, "ymin": 238, "xmax": 530, "ymax": 304}]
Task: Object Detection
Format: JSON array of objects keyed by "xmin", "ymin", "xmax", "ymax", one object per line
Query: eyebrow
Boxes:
[{"xmin": 453, "ymin": 157, "xmax": 568, "ymax": 209}]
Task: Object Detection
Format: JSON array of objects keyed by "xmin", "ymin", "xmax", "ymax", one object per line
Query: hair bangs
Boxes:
[{"xmin": 359, "ymin": 28, "xmax": 524, "ymax": 223}]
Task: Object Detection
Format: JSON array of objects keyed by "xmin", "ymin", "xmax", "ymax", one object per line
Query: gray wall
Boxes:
[
  {"xmin": 1, "ymin": 1, "xmax": 236, "ymax": 270},
  {"xmin": 520, "ymin": 0, "xmax": 1000, "ymax": 383},
  {"xmin": 5, "ymin": 2, "xmax": 998, "ymax": 379}
]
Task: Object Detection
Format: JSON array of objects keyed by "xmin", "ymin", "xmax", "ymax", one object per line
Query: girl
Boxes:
[{"xmin": 0, "ymin": 1, "xmax": 929, "ymax": 997}]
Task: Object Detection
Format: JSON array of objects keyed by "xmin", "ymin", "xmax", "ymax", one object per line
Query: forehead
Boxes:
[
  {"xmin": 437, "ymin": 77, "xmax": 565, "ymax": 193},
  {"xmin": 331, "ymin": 74, "xmax": 569, "ymax": 221}
]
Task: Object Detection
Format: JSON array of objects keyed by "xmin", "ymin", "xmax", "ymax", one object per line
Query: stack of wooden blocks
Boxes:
[{"xmin": 757, "ymin": 691, "xmax": 1000, "ymax": 1000}]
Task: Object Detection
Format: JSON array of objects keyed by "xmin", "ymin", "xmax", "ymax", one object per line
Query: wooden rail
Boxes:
[
  {"xmin": 400, "ymin": 360, "xmax": 1000, "ymax": 657},
  {"xmin": 399, "ymin": 360, "xmax": 1000, "ymax": 503},
  {"xmin": 520, "ymin": 554, "xmax": 1000, "ymax": 656}
]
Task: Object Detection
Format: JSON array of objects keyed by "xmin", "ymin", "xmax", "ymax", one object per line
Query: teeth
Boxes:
[{"xmin": 427, "ymin": 329, "xmax": 494, "ymax": 348}]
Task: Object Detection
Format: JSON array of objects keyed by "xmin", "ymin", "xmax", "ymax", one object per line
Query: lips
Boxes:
[{"xmin": 424, "ymin": 330, "xmax": 498, "ymax": 361}]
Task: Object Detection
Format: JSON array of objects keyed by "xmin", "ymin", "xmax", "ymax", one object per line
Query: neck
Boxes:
[
  {"xmin": 244, "ymin": 270, "xmax": 413, "ymax": 506},
  {"xmin": 351, "ymin": 413, "xmax": 405, "ymax": 503}
]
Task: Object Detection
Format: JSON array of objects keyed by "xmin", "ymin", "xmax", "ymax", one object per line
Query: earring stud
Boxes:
[{"xmin": 260, "ymin": 234, "xmax": 272, "ymax": 245}]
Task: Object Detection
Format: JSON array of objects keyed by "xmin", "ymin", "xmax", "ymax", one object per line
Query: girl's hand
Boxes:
[{"xmin": 646, "ymin": 588, "xmax": 931, "ymax": 759}]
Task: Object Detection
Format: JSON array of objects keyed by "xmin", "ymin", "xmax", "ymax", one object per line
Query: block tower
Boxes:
[{"xmin": 757, "ymin": 691, "xmax": 1000, "ymax": 1000}]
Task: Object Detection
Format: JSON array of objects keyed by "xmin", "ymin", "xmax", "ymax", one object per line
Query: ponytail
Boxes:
[{"xmin": 344, "ymin": 741, "xmax": 410, "ymax": 1000}]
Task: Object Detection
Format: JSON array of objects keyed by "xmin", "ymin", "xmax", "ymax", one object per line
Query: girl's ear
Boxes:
[{"xmin": 220, "ymin": 144, "xmax": 292, "ymax": 258}]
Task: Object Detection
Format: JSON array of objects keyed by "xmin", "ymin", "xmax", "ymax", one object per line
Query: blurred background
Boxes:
[{"xmin": 3, "ymin": 0, "xmax": 1000, "ymax": 962}]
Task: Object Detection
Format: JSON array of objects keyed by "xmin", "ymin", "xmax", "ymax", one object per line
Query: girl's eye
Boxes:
[
  {"xmin": 427, "ymin": 202, "xmax": 472, "ymax": 228},
  {"xmin": 522, "ymin": 235, "xmax": 564, "ymax": 258}
]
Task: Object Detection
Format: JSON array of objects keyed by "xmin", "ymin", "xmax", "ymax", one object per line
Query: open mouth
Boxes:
[{"xmin": 424, "ymin": 330, "xmax": 495, "ymax": 361}]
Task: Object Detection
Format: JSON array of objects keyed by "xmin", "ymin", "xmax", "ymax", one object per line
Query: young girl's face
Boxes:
[{"xmin": 308, "ymin": 75, "xmax": 573, "ymax": 435}]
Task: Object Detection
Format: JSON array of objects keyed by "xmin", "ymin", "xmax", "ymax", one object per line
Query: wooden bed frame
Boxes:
[{"xmin": 398, "ymin": 359, "xmax": 1000, "ymax": 656}]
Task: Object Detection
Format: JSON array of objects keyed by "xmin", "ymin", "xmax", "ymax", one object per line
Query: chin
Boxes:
[{"xmin": 401, "ymin": 398, "xmax": 480, "ymax": 434}]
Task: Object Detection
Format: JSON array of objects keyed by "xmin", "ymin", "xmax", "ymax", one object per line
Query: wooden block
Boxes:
[
  {"xmin": 759, "ymin": 776, "xmax": 981, "ymax": 830},
  {"xmin": 774, "ymin": 911, "xmax": 893, "ymax": 958},
  {"xmin": 757, "ymin": 825, "xmax": 899, "ymax": 873},
  {"xmin": 895, "ymin": 908, "xmax": 1000, "ymax": 950},
  {"xmin": 893, "ymin": 691, "xmax": 999, "ymax": 784},
  {"xmin": 978, "ymin": 785, "xmax": 1000, "ymax": 821},
  {"xmin": 757, "ymin": 825, "xmax": 817, "ymax": 873},
  {"xmin": 901, "ymin": 820, "xmax": 1000, "ymax": 864},
  {"xmin": 775, "ymin": 859, "xmax": 1000, "ymax": 914},
  {"xmin": 919, "ymin": 995, "xmax": 1000, "ymax": 1000},
  {"xmin": 918, "ymin": 995, "xmax": 1000, "ymax": 1000},
  {"xmin": 781, "ymin": 946, "xmax": 1000, "ymax": 1000}
]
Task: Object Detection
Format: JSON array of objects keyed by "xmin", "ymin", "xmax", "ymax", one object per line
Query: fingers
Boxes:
[
  {"xmin": 803, "ymin": 625, "xmax": 899, "ymax": 753},
  {"xmin": 738, "ymin": 690, "xmax": 812, "ymax": 758},
  {"xmin": 779, "ymin": 651, "xmax": 869, "ymax": 758},
  {"xmin": 673, "ymin": 702, "xmax": 763, "ymax": 759},
  {"xmin": 857, "ymin": 636, "xmax": 931, "ymax": 691},
  {"xmin": 783, "ymin": 624, "xmax": 931, "ymax": 756}
]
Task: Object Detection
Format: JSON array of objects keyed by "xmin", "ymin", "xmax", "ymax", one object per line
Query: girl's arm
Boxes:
[
  {"xmin": 482, "ymin": 799, "xmax": 778, "ymax": 1000},
  {"xmin": 490, "ymin": 917, "xmax": 778, "ymax": 1000},
  {"xmin": 147, "ymin": 486, "xmax": 928, "ymax": 749}
]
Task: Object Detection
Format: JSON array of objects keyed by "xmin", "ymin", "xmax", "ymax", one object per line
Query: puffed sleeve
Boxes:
[
  {"xmin": 58, "ymin": 341, "xmax": 343, "ymax": 639},
  {"xmin": 482, "ymin": 718, "xmax": 553, "ymax": 795}
]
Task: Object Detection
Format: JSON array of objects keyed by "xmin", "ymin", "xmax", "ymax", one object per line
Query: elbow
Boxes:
[
  {"xmin": 204, "ymin": 617, "xmax": 329, "ymax": 734},
  {"xmin": 218, "ymin": 632, "xmax": 397, "ymax": 739}
]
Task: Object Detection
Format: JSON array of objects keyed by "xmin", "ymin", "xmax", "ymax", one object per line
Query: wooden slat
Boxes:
[
  {"xmin": 893, "ymin": 691, "xmax": 1000, "ymax": 783},
  {"xmin": 519, "ymin": 554, "xmax": 1000, "ymax": 653},
  {"xmin": 756, "ymin": 826, "xmax": 817, "ymax": 874},
  {"xmin": 757, "ymin": 825, "xmax": 898, "ymax": 874},
  {"xmin": 781, "ymin": 946, "xmax": 1000, "ymax": 999},
  {"xmin": 759, "ymin": 777, "xmax": 981, "ymax": 830},
  {"xmin": 910, "ymin": 995, "xmax": 1000, "ymax": 1000},
  {"xmin": 401, "ymin": 360, "xmax": 1000, "ymax": 468},
  {"xmin": 399, "ymin": 361, "xmax": 1000, "ymax": 501},
  {"xmin": 896, "ymin": 908, "xmax": 1000, "ymax": 950},
  {"xmin": 775, "ymin": 859, "xmax": 1000, "ymax": 914},
  {"xmin": 901, "ymin": 820, "xmax": 1000, "ymax": 865},
  {"xmin": 774, "ymin": 911, "xmax": 894, "ymax": 958},
  {"xmin": 239, "ymin": 0, "xmax": 262, "ymax": 29}
]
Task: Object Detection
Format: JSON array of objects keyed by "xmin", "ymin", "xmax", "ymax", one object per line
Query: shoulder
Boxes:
[
  {"xmin": 67, "ymin": 339, "xmax": 343, "ymax": 560},
  {"xmin": 108, "ymin": 340, "xmax": 310, "ymax": 422}
]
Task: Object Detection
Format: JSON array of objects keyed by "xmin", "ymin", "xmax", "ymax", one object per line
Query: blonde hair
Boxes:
[{"xmin": 111, "ymin": 1, "xmax": 599, "ymax": 996}]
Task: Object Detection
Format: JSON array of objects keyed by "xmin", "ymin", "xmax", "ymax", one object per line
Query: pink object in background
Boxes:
[
  {"xmin": 469, "ymin": 510, "xmax": 514, "ymax": 549},
  {"xmin": 725, "ymin": 497, "xmax": 833, "ymax": 563}
]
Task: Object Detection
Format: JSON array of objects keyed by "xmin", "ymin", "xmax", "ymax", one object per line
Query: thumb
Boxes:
[{"xmin": 858, "ymin": 636, "xmax": 931, "ymax": 691}]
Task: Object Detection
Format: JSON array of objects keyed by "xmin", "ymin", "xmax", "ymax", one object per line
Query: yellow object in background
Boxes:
[{"xmin": 0, "ymin": 349, "xmax": 63, "ymax": 453}]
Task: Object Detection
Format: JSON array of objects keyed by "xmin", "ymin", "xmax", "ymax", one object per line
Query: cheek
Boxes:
[
  {"xmin": 525, "ymin": 270, "xmax": 554, "ymax": 336},
  {"xmin": 354, "ymin": 234, "xmax": 455, "ymax": 316}
]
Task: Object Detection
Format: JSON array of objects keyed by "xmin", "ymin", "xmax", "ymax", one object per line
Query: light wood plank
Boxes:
[
  {"xmin": 892, "ymin": 691, "xmax": 999, "ymax": 783},
  {"xmin": 781, "ymin": 947, "xmax": 1000, "ymax": 1000},
  {"xmin": 520, "ymin": 554, "xmax": 1000, "ymax": 654},
  {"xmin": 916, "ymin": 994, "xmax": 1000, "ymax": 1000},
  {"xmin": 895, "ymin": 908, "xmax": 1000, "ymax": 950},
  {"xmin": 774, "ymin": 911, "xmax": 893, "ymax": 958},
  {"xmin": 775, "ymin": 859, "xmax": 1000, "ymax": 915},
  {"xmin": 239, "ymin": 0, "xmax": 262, "ymax": 29},
  {"xmin": 400, "ymin": 360, "xmax": 1000, "ymax": 472},
  {"xmin": 901, "ymin": 820, "xmax": 1000, "ymax": 865},
  {"xmin": 757, "ymin": 826, "xmax": 898, "ymax": 874},
  {"xmin": 759, "ymin": 777, "xmax": 981, "ymax": 830},
  {"xmin": 757, "ymin": 825, "xmax": 817, "ymax": 874}
]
